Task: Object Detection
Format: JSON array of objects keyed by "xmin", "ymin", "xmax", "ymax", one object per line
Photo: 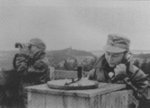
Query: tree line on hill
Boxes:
[
  {"xmin": 134, "ymin": 58, "xmax": 150, "ymax": 77},
  {"xmin": 47, "ymin": 50, "xmax": 150, "ymax": 79},
  {"xmin": 46, "ymin": 48, "xmax": 96, "ymax": 71},
  {"xmin": 132, "ymin": 53, "xmax": 150, "ymax": 80},
  {"xmin": 1, "ymin": 49, "xmax": 150, "ymax": 77}
]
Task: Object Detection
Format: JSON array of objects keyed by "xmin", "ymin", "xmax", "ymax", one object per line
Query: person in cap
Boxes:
[
  {"xmin": 88, "ymin": 34, "xmax": 149, "ymax": 108},
  {"xmin": 14, "ymin": 38, "xmax": 50, "ymax": 84},
  {"xmin": 13, "ymin": 38, "xmax": 50, "ymax": 108}
]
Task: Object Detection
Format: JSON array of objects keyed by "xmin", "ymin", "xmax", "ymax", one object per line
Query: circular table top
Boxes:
[{"xmin": 47, "ymin": 78, "xmax": 98, "ymax": 90}]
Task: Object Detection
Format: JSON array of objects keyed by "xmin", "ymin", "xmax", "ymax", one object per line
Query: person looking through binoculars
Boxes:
[
  {"xmin": 13, "ymin": 38, "xmax": 50, "ymax": 108},
  {"xmin": 14, "ymin": 38, "xmax": 50, "ymax": 85}
]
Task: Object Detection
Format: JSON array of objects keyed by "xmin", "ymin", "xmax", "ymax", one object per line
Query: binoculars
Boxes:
[
  {"xmin": 15, "ymin": 42, "xmax": 28, "ymax": 49},
  {"xmin": 15, "ymin": 42, "xmax": 31, "ymax": 55}
]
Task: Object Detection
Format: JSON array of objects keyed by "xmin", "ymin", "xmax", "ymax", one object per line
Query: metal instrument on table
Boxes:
[{"xmin": 65, "ymin": 66, "xmax": 82, "ymax": 86}]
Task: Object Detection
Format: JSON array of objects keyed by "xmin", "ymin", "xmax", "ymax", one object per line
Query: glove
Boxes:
[
  {"xmin": 113, "ymin": 64, "xmax": 127, "ymax": 81},
  {"xmin": 114, "ymin": 64, "xmax": 127, "ymax": 76}
]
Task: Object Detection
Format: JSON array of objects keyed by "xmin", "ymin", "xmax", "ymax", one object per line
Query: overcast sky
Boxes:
[{"xmin": 0, "ymin": 0, "xmax": 150, "ymax": 51}]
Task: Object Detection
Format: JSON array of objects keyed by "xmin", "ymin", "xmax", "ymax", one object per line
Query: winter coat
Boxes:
[
  {"xmin": 13, "ymin": 51, "xmax": 50, "ymax": 85},
  {"xmin": 88, "ymin": 54, "xmax": 149, "ymax": 100}
]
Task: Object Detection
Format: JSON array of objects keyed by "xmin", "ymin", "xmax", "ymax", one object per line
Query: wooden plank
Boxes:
[
  {"xmin": 127, "ymin": 90, "xmax": 139, "ymax": 108},
  {"xmin": 27, "ymin": 92, "xmax": 46, "ymax": 108},
  {"xmin": 45, "ymin": 95, "xmax": 89, "ymax": 108},
  {"xmin": 26, "ymin": 83, "xmax": 126, "ymax": 98},
  {"xmin": 89, "ymin": 95, "xmax": 100, "ymax": 108},
  {"xmin": 54, "ymin": 70, "xmax": 77, "ymax": 80},
  {"xmin": 146, "ymin": 87, "xmax": 150, "ymax": 99},
  {"xmin": 26, "ymin": 86, "xmax": 138, "ymax": 108},
  {"xmin": 47, "ymin": 79, "xmax": 98, "ymax": 90},
  {"xmin": 89, "ymin": 90, "xmax": 139, "ymax": 108}
]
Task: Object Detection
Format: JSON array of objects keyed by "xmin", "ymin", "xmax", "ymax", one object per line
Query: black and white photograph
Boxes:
[{"xmin": 0, "ymin": 0, "xmax": 150, "ymax": 108}]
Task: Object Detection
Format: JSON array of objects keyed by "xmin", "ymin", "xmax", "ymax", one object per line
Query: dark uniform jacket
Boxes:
[
  {"xmin": 88, "ymin": 55, "xmax": 149, "ymax": 100},
  {"xmin": 14, "ymin": 51, "xmax": 50, "ymax": 85},
  {"xmin": 0, "ymin": 69, "xmax": 22, "ymax": 107},
  {"xmin": 9, "ymin": 51, "xmax": 50, "ymax": 108}
]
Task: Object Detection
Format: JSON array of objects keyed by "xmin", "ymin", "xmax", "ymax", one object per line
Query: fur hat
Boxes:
[{"xmin": 29, "ymin": 38, "xmax": 46, "ymax": 51}]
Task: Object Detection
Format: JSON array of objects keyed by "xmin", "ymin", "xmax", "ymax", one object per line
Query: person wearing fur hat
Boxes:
[
  {"xmin": 88, "ymin": 34, "xmax": 149, "ymax": 108},
  {"xmin": 13, "ymin": 38, "xmax": 50, "ymax": 108}
]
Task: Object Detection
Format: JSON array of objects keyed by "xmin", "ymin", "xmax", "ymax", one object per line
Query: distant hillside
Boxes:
[
  {"xmin": 91, "ymin": 50, "xmax": 150, "ymax": 57},
  {"xmin": 132, "ymin": 50, "xmax": 150, "ymax": 54},
  {"xmin": 47, "ymin": 48, "xmax": 94, "ymax": 56},
  {"xmin": 2, "ymin": 48, "xmax": 150, "ymax": 70},
  {"xmin": 91, "ymin": 50, "xmax": 104, "ymax": 57},
  {"xmin": 47, "ymin": 48, "xmax": 95, "ymax": 66},
  {"xmin": 134, "ymin": 53, "xmax": 150, "ymax": 59},
  {"xmin": 0, "ymin": 48, "xmax": 95, "ymax": 69}
]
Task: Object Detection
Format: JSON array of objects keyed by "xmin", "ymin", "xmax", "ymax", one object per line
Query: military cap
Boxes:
[
  {"xmin": 29, "ymin": 38, "xmax": 46, "ymax": 51},
  {"xmin": 104, "ymin": 34, "xmax": 130, "ymax": 53}
]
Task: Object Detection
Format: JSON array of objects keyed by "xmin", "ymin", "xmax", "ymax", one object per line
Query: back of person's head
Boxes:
[{"xmin": 29, "ymin": 38, "xmax": 46, "ymax": 51}]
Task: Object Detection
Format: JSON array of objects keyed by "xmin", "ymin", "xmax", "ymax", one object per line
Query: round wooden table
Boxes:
[{"xmin": 47, "ymin": 78, "xmax": 98, "ymax": 90}]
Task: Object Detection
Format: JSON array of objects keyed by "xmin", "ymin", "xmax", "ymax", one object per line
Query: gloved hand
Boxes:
[{"xmin": 113, "ymin": 64, "xmax": 127, "ymax": 80}]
